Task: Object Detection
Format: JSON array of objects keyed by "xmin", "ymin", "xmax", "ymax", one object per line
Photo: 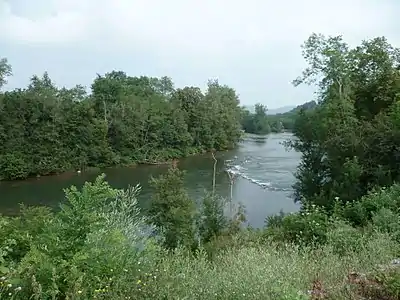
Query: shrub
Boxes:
[
  {"xmin": 326, "ymin": 219, "xmax": 365, "ymax": 256},
  {"xmin": 338, "ymin": 184, "xmax": 400, "ymax": 227},
  {"xmin": 0, "ymin": 174, "xmax": 157, "ymax": 299},
  {"xmin": 265, "ymin": 205, "xmax": 330, "ymax": 245},
  {"xmin": 371, "ymin": 207, "xmax": 400, "ymax": 241},
  {"xmin": 147, "ymin": 167, "xmax": 197, "ymax": 250}
]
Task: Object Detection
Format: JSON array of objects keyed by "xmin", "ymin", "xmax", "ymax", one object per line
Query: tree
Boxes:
[
  {"xmin": 0, "ymin": 60, "xmax": 244, "ymax": 180},
  {"xmin": 290, "ymin": 33, "xmax": 400, "ymax": 210},
  {"xmin": 0, "ymin": 58, "xmax": 12, "ymax": 89},
  {"xmin": 148, "ymin": 167, "xmax": 196, "ymax": 250},
  {"xmin": 241, "ymin": 103, "xmax": 271, "ymax": 134}
]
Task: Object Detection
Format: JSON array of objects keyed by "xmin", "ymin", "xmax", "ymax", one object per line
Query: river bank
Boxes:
[
  {"xmin": 0, "ymin": 133, "xmax": 300, "ymax": 227},
  {"xmin": 0, "ymin": 146, "xmax": 233, "ymax": 183}
]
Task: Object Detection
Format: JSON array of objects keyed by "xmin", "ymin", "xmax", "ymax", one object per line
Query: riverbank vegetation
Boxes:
[
  {"xmin": 2, "ymin": 32, "xmax": 400, "ymax": 299},
  {"xmin": 0, "ymin": 65, "xmax": 243, "ymax": 180},
  {"xmin": 241, "ymin": 101, "xmax": 317, "ymax": 134}
]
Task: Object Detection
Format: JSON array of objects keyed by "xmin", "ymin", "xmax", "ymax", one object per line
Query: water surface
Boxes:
[{"xmin": 0, "ymin": 133, "xmax": 301, "ymax": 227}]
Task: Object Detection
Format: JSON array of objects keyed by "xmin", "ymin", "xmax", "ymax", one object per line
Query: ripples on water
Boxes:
[
  {"xmin": 225, "ymin": 133, "xmax": 300, "ymax": 194},
  {"xmin": 0, "ymin": 133, "xmax": 301, "ymax": 227}
]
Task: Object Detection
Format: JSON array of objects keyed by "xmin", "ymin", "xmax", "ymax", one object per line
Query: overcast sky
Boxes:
[{"xmin": 0, "ymin": 0, "xmax": 399, "ymax": 108}]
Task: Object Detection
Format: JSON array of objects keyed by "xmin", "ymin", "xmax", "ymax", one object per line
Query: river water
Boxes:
[{"xmin": 0, "ymin": 133, "xmax": 301, "ymax": 228}]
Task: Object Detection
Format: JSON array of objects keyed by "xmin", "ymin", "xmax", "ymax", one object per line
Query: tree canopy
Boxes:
[
  {"xmin": 0, "ymin": 63, "xmax": 243, "ymax": 180},
  {"xmin": 290, "ymin": 33, "xmax": 400, "ymax": 209}
]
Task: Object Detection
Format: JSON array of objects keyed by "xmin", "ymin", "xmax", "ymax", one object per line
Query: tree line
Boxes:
[
  {"xmin": 0, "ymin": 64, "xmax": 243, "ymax": 180},
  {"xmin": 240, "ymin": 101, "xmax": 317, "ymax": 134}
]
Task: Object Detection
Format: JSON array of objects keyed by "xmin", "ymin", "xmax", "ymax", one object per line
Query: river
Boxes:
[{"xmin": 0, "ymin": 132, "xmax": 301, "ymax": 228}]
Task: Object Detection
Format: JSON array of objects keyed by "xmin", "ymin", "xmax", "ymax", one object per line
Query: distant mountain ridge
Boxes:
[
  {"xmin": 243, "ymin": 102, "xmax": 316, "ymax": 115},
  {"xmin": 267, "ymin": 106, "xmax": 296, "ymax": 115}
]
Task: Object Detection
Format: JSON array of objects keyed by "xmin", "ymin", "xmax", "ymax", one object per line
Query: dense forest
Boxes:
[
  {"xmin": 0, "ymin": 63, "xmax": 243, "ymax": 180},
  {"xmin": 241, "ymin": 100, "xmax": 317, "ymax": 134}
]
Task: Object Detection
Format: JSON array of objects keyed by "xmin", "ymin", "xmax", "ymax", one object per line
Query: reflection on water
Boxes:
[{"xmin": 0, "ymin": 133, "xmax": 301, "ymax": 227}]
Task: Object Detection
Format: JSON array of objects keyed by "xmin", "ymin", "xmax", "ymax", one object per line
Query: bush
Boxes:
[
  {"xmin": 337, "ymin": 184, "xmax": 400, "ymax": 227},
  {"xmin": 264, "ymin": 205, "xmax": 330, "ymax": 245},
  {"xmin": 371, "ymin": 207, "xmax": 400, "ymax": 241},
  {"xmin": 326, "ymin": 219, "xmax": 365, "ymax": 256},
  {"xmin": 0, "ymin": 174, "xmax": 158, "ymax": 299}
]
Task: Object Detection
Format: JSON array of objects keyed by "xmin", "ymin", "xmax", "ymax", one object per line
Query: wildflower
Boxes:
[
  {"xmin": 0, "ymin": 276, "xmax": 6, "ymax": 281},
  {"xmin": 15, "ymin": 287, "xmax": 22, "ymax": 292},
  {"xmin": 7, "ymin": 283, "xmax": 12, "ymax": 288},
  {"xmin": 77, "ymin": 290, "xmax": 82, "ymax": 294},
  {"xmin": 334, "ymin": 196, "xmax": 339, "ymax": 201},
  {"xmin": 137, "ymin": 280, "xmax": 141, "ymax": 284},
  {"xmin": 123, "ymin": 269, "xmax": 128, "ymax": 272}
]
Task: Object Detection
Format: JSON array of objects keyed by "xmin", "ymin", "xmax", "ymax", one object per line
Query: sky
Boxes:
[{"xmin": 0, "ymin": 0, "xmax": 399, "ymax": 109}]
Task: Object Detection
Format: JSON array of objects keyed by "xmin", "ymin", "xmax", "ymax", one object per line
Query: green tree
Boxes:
[
  {"xmin": 0, "ymin": 58, "xmax": 12, "ymax": 89},
  {"xmin": 0, "ymin": 62, "xmax": 243, "ymax": 180},
  {"xmin": 148, "ymin": 167, "xmax": 196, "ymax": 250},
  {"xmin": 290, "ymin": 33, "xmax": 400, "ymax": 210},
  {"xmin": 241, "ymin": 103, "xmax": 271, "ymax": 134}
]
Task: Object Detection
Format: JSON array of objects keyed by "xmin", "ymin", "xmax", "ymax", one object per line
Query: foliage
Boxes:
[
  {"xmin": 289, "ymin": 33, "xmax": 400, "ymax": 210},
  {"xmin": 0, "ymin": 175, "xmax": 159, "ymax": 299},
  {"xmin": 241, "ymin": 101, "xmax": 317, "ymax": 134},
  {"xmin": 197, "ymin": 193, "xmax": 229, "ymax": 244},
  {"xmin": 0, "ymin": 67, "xmax": 242, "ymax": 180},
  {"xmin": 0, "ymin": 58, "xmax": 12, "ymax": 89},
  {"xmin": 148, "ymin": 167, "xmax": 196, "ymax": 250},
  {"xmin": 130, "ymin": 232, "xmax": 397, "ymax": 300},
  {"xmin": 241, "ymin": 103, "xmax": 271, "ymax": 134},
  {"xmin": 2, "ymin": 174, "xmax": 400, "ymax": 299}
]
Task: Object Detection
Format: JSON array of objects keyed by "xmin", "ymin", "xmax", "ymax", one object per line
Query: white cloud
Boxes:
[{"xmin": 1, "ymin": 0, "xmax": 398, "ymax": 53}]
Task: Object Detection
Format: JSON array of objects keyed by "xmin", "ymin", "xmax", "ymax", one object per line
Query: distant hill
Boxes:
[
  {"xmin": 243, "ymin": 103, "xmax": 314, "ymax": 115},
  {"xmin": 266, "ymin": 100, "xmax": 317, "ymax": 131},
  {"xmin": 285, "ymin": 101, "xmax": 317, "ymax": 114},
  {"xmin": 267, "ymin": 106, "xmax": 296, "ymax": 115}
]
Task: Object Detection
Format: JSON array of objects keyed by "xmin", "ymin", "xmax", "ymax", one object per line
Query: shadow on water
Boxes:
[{"xmin": 0, "ymin": 133, "xmax": 301, "ymax": 228}]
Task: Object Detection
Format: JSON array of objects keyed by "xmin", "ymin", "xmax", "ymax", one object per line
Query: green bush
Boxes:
[
  {"xmin": 337, "ymin": 185, "xmax": 400, "ymax": 227},
  {"xmin": 325, "ymin": 219, "xmax": 365, "ymax": 256},
  {"xmin": 265, "ymin": 205, "xmax": 330, "ymax": 245},
  {"xmin": 0, "ymin": 174, "xmax": 159, "ymax": 299}
]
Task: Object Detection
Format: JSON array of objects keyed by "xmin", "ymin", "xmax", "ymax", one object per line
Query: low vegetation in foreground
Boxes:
[
  {"xmin": 1, "ymin": 171, "xmax": 400, "ymax": 299},
  {"xmin": 2, "ymin": 31, "xmax": 400, "ymax": 299}
]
